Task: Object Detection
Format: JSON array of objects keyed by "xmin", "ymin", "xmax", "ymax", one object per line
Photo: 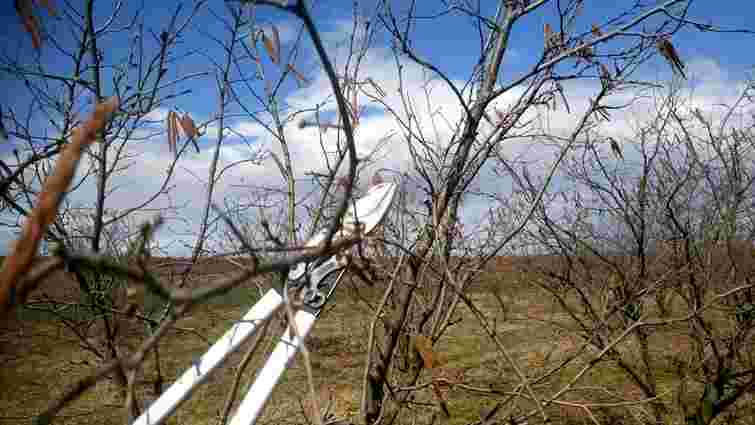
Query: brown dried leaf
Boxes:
[
  {"xmin": 527, "ymin": 351, "xmax": 546, "ymax": 368},
  {"xmin": 262, "ymin": 30, "xmax": 279, "ymax": 64},
  {"xmin": 412, "ymin": 335, "xmax": 436, "ymax": 369},
  {"xmin": 179, "ymin": 113, "xmax": 197, "ymax": 139},
  {"xmin": 172, "ymin": 112, "xmax": 181, "ymax": 154},
  {"xmin": 39, "ymin": 0, "xmax": 57, "ymax": 16},
  {"xmin": 430, "ymin": 367, "xmax": 463, "ymax": 419},
  {"xmin": 351, "ymin": 87, "xmax": 359, "ymax": 126},
  {"xmin": 287, "ymin": 64, "xmax": 309, "ymax": 87},
  {"xmin": 656, "ymin": 37, "xmax": 686, "ymax": 79},
  {"xmin": 544, "ymin": 23, "xmax": 552, "ymax": 37},
  {"xmin": 166, "ymin": 111, "xmax": 176, "ymax": 155},
  {"xmin": 370, "ymin": 172, "xmax": 384, "ymax": 186},
  {"xmin": 591, "ymin": 24, "xmax": 602, "ymax": 38},
  {"xmin": 179, "ymin": 113, "xmax": 200, "ymax": 153},
  {"xmin": 15, "ymin": 0, "xmax": 42, "ymax": 50},
  {"xmin": 431, "ymin": 384, "xmax": 451, "ymax": 418},
  {"xmin": 543, "ymin": 23, "xmax": 553, "ymax": 49},
  {"xmin": 0, "ymin": 97, "xmax": 119, "ymax": 316},
  {"xmin": 168, "ymin": 111, "xmax": 181, "ymax": 155}
]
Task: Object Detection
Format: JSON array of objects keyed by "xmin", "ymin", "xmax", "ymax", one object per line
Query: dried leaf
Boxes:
[
  {"xmin": 15, "ymin": 0, "xmax": 42, "ymax": 50},
  {"xmin": 0, "ymin": 97, "xmax": 119, "ymax": 316},
  {"xmin": 167, "ymin": 111, "xmax": 180, "ymax": 155},
  {"xmin": 430, "ymin": 367, "xmax": 463, "ymax": 419},
  {"xmin": 370, "ymin": 172, "xmax": 384, "ymax": 186},
  {"xmin": 543, "ymin": 23, "xmax": 553, "ymax": 49},
  {"xmin": 591, "ymin": 24, "xmax": 602, "ymax": 38},
  {"xmin": 543, "ymin": 23, "xmax": 560, "ymax": 51},
  {"xmin": 179, "ymin": 113, "xmax": 197, "ymax": 139},
  {"xmin": 287, "ymin": 64, "xmax": 309, "ymax": 87},
  {"xmin": 262, "ymin": 30, "xmax": 279, "ymax": 64},
  {"xmin": 172, "ymin": 112, "xmax": 181, "ymax": 154},
  {"xmin": 166, "ymin": 111, "xmax": 174, "ymax": 154},
  {"xmin": 271, "ymin": 24, "xmax": 281, "ymax": 63},
  {"xmin": 527, "ymin": 351, "xmax": 546, "ymax": 368},
  {"xmin": 250, "ymin": 31, "xmax": 261, "ymax": 63},
  {"xmin": 351, "ymin": 87, "xmax": 359, "ymax": 126},
  {"xmin": 656, "ymin": 37, "xmax": 686, "ymax": 79},
  {"xmin": 494, "ymin": 107, "xmax": 509, "ymax": 126},
  {"xmin": 431, "ymin": 384, "xmax": 451, "ymax": 418},
  {"xmin": 39, "ymin": 0, "xmax": 57, "ymax": 16},
  {"xmin": 335, "ymin": 176, "xmax": 350, "ymax": 192},
  {"xmin": 179, "ymin": 113, "xmax": 200, "ymax": 152},
  {"xmin": 412, "ymin": 335, "xmax": 436, "ymax": 369}
]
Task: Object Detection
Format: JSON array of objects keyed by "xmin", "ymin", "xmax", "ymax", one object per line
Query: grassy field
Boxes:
[{"xmin": 1, "ymin": 257, "xmax": 753, "ymax": 425}]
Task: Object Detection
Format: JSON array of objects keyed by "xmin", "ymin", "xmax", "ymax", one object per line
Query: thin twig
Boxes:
[
  {"xmin": 218, "ymin": 316, "xmax": 273, "ymax": 425},
  {"xmin": 281, "ymin": 291, "xmax": 323, "ymax": 425},
  {"xmin": 0, "ymin": 97, "xmax": 119, "ymax": 317},
  {"xmin": 361, "ymin": 254, "xmax": 404, "ymax": 424},
  {"xmin": 36, "ymin": 303, "xmax": 188, "ymax": 425}
]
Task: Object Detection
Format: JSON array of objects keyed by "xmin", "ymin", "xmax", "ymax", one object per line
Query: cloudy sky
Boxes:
[{"xmin": 1, "ymin": 1, "xmax": 755, "ymax": 256}]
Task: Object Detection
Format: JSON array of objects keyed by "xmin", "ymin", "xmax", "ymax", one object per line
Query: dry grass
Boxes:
[{"xmin": 1, "ymin": 257, "xmax": 753, "ymax": 425}]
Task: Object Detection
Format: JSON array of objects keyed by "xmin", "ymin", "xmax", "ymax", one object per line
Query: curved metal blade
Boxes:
[{"xmin": 289, "ymin": 182, "xmax": 397, "ymax": 280}]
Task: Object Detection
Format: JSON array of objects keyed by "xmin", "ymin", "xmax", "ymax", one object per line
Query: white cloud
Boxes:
[
  {"xmin": 143, "ymin": 107, "xmax": 170, "ymax": 123},
  {"xmin": 1, "ymin": 35, "xmax": 750, "ymax": 258}
]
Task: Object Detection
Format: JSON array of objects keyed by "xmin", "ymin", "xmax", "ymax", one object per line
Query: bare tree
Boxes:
[
  {"xmin": 349, "ymin": 2, "xmax": 754, "ymax": 425},
  {"xmin": 517, "ymin": 83, "xmax": 755, "ymax": 424},
  {"xmin": 1, "ymin": 1, "xmax": 754, "ymax": 425}
]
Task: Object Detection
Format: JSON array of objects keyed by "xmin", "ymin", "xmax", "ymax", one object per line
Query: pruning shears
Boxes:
[{"xmin": 134, "ymin": 182, "xmax": 398, "ymax": 425}]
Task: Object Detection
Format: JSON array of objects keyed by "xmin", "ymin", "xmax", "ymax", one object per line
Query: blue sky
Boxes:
[
  {"xmin": 1, "ymin": 1, "xmax": 755, "ymax": 256},
  {"xmin": 2, "ymin": 1, "xmax": 754, "ymax": 113}
]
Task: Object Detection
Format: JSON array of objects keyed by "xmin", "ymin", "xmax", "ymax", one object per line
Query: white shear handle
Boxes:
[
  {"xmin": 133, "ymin": 289, "xmax": 284, "ymax": 425},
  {"xmin": 229, "ymin": 309, "xmax": 317, "ymax": 425}
]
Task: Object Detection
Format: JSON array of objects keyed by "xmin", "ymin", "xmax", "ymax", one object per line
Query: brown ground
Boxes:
[{"xmin": 1, "ymin": 255, "xmax": 753, "ymax": 425}]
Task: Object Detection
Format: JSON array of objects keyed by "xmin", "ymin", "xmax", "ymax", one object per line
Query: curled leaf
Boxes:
[
  {"xmin": 172, "ymin": 112, "xmax": 181, "ymax": 154},
  {"xmin": 494, "ymin": 107, "xmax": 509, "ymax": 126},
  {"xmin": 412, "ymin": 335, "xmax": 437, "ymax": 369},
  {"xmin": 370, "ymin": 172, "xmax": 384, "ymax": 186},
  {"xmin": 15, "ymin": 0, "xmax": 42, "ymax": 50},
  {"xmin": 179, "ymin": 113, "xmax": 197, "ymax": 139},
  {"xmin": 262, "ymin": 29, "xmax": 280, "ymax": 64},
  {"xmin": 179, "ymin": 113, "xmax": 200, "ymax": 152},
  {"xmin": 543, "ymin": 23, "xmax": 553, "ymax": 50},
  {"xmin": 543, "ymin": 23, "xmax": 560, "ymax": 51},
  {"xmin": 166, "ymin": 111, "xmax": 179, "ymax": 155},
  {"xmin": 656, "ymin": 37, "xmax": 686, "ymax": 79},
  {"xmin": 351, "ymin": 87, "xmax": 359, "ymax": 126},
  {"xmin": 166, "ymin": 111, "xmax": 173, "ymax": 154}
]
